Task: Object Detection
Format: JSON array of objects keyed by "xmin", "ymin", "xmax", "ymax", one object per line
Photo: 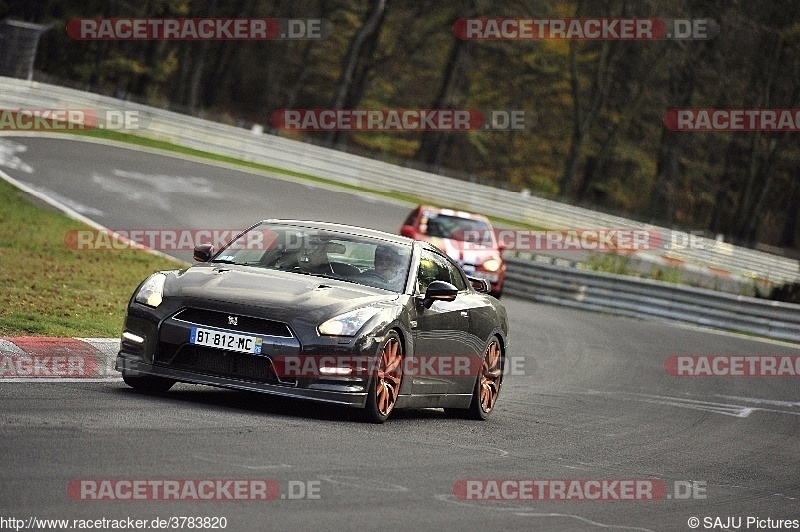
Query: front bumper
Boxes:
[{"xmin": 116, "ymin": 353, "xmax": 368, "ymax": 407}]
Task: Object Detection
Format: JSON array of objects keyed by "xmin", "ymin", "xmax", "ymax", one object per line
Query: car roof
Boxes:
[
  {"xmin": 416, "ymin": 205, "xmax": 492, "ymax": 223},
  {"xmin": 260, "ymin": 219, "xmax": 414, "ymax": 245}
]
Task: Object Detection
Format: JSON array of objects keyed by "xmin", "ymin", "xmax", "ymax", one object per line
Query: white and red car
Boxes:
[{"xmin": 401, "ymin": 205, "xmax": 506, "ymax": 298}]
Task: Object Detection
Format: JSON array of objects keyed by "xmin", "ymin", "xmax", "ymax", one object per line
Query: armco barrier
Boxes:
[
  {"xmin": 0, "ymin": 76, "xmax": 798, "ymax": 284},
  {"xmin": 503, "ymin": 256, "xmax": 800, "ymax": 343}
]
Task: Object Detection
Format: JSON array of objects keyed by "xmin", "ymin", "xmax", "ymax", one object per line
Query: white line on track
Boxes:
[
  {"xmin": 580, "ymin": 390, "xmax": 800, "ymax": 418},
  {"xmin": 434, "ymin": 494, "xmax": 655, "ymax": 531}
]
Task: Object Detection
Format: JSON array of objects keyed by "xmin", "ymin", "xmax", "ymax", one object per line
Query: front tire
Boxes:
[
  {"xmin": 361, "ymin": 331, "xmax": 404, "ymax": 423},
  {"xmin": 122, "ymin": 372, "xmax": 176, "ymax": 392}
]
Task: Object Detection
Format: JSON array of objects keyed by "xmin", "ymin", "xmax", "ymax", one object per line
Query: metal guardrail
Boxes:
[
  {"xmin": 1, "ymin": 76, "xmax": 798, "ymax": 284},
  {"xmin": 503, "ymin": 256, "xmax": 800, "ymax": 343}
]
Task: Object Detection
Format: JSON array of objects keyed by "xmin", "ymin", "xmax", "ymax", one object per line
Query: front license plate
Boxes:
[
  {"xmin": 190, "ymin": 327, "xmax": 263, "ymax": 354},
  {"xmin": 462, "ymin": 264, "xmax": 476, "ymax": 275}
]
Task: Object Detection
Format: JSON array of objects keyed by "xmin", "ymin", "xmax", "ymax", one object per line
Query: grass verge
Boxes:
[{"xmin": 0, "ymin": 177, "xmax": 183, "ymax": 337}]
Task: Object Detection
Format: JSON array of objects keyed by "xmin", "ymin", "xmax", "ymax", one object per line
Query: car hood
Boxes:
[{"xmin": 165, "ymin": 264, "xmax": 398, "ymax": 326}]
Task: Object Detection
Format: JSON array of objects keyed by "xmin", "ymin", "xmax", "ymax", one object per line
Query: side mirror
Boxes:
[
  {"xmin": 193, "ymin": 244, "xmax": 214, "ymax": 262},
  {"xmin": 422, "ymin": 280, "xmax": 458, "ymax": 308},
  {"xmin": 400, "ymin": 225, "xmax": 416, "ymax": 238},
  {"xmin": 467, "ymin": 276, "xmax": 490, "ymax": 293}
]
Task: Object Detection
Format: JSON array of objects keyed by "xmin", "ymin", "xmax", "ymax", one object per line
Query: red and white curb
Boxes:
[{"xmin": 0, "ymin": 337, "xmax": 121, "ymax": 382}]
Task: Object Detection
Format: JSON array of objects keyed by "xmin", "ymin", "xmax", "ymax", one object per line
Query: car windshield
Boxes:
[
  {"xmin": 423, "ymin": 213, "xmax": 494, "ymax": 245},
  {"xmin": 211, "ymin": 223, "xmax": 412, "ymax": 292}
]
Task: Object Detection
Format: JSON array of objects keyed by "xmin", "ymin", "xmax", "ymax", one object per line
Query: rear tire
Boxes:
[
  {"xmin": 122, "ymin": 372, "xmax": 176, "ymax": 392},
  {"xmin": 445, "ymin": 336, "xmax": 503, "ymax": 420}
]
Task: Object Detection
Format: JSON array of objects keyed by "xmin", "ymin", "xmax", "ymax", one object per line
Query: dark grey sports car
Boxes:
[{"xmin": 116, "ymin": 220, "xmax": 508, "ymax": 422}]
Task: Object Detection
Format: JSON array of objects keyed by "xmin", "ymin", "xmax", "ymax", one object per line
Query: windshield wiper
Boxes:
[
  {"xmin": 287, "ymin": 269, "xmax": 326, "ymax": 277},
  {"xmin": 210, "ymin": 259, "xmax": 259, "ymax": 266}
]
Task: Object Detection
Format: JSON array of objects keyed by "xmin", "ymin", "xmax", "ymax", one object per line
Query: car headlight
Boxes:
[
  {"xmin": 482, "ymin": 258, "xmax": 502, "ymax": 272},
  {"xmin": 318, "ymin": 307, "xmax": 382, "ymax": 336},
  {"xmin": 134, "ymin": 273, "xmax": 167, "ymax": 307}
]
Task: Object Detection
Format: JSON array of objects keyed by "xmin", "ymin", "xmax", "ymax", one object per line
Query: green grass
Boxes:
[
  {"xmin": 582, "ymin": 251, "xmax": 634, "ymax": 276},
  {"xmin": 648, "ymin": 265, "xmax": 684, "ymax": 285},
  {"xmin": 0, "ymin": 178, "xmax": 183, "ymax": 337}
]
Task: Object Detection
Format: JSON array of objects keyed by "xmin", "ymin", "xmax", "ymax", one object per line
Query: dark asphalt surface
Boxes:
[{"xmin": 1, "ymin": 136, "xmax": 798, "ymax": 532}]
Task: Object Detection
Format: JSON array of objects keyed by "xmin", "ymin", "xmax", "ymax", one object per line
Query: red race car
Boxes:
[{"xmin": 401, "ymin": 205, "xmax": 506, "ymax": 298}]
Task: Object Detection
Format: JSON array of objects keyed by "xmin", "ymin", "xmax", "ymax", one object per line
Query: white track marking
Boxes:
[
  {"xmin": 0, "ymin": 138, "xmax": 33, "ymax": 173},
  {"xmin": 581, "ymin": 390, "xmax": 800, "ymax": 418},
  {"xmin": 434, "ymin": 494, "xmax": 655, "ymax": 531}
]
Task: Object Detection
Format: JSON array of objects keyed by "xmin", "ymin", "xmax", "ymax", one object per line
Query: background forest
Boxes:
[{"xmin": 3, "ymin": 0, "xmax": 800, "ymax": 253}]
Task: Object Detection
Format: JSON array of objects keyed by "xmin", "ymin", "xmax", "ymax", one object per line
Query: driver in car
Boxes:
[{"xmin": 366, "ymin": 244, "xmax": 406, "ymax": 290}]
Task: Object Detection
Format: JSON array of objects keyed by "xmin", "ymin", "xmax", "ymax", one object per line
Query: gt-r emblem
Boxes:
[{"xmin": 228, "ymin": 316, "xmax": 238, "ymax": 326}]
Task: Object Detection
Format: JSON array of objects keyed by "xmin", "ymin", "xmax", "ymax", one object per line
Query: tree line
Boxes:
[{"xmin": 4, "ymin": 0, "xmax": 800, "ymax": 252}]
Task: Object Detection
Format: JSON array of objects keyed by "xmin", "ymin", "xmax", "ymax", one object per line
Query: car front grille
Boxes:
[
  {"xmin": 161, "ymin": 344, "xmax": 294, "ymax": 385},
  {"xmin": 172, "ymin": 308, "xmax": 293, "ymax": 338}
]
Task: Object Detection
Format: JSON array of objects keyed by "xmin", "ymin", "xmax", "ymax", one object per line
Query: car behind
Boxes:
[{"xmin": 400, "ymin": 205, "xmax": 506, "ymax": 298}]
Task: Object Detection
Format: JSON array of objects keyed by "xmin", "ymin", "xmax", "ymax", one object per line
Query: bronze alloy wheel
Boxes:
[
  {"xmin": 362, "ymin": 331, "xmax": 403, "ymax": 423},
  {"xmin": 479, "ymin": 338, "xmax": 502, "ymax": 414},
  {"xmin": 444, "ymin": 336, "xmax": 503, "ymax": 420}
]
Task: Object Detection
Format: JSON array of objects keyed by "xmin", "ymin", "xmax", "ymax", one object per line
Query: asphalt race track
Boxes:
[{"xmin": 1, "ymin": 136, "xmax": 799, "ymax": 532}]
